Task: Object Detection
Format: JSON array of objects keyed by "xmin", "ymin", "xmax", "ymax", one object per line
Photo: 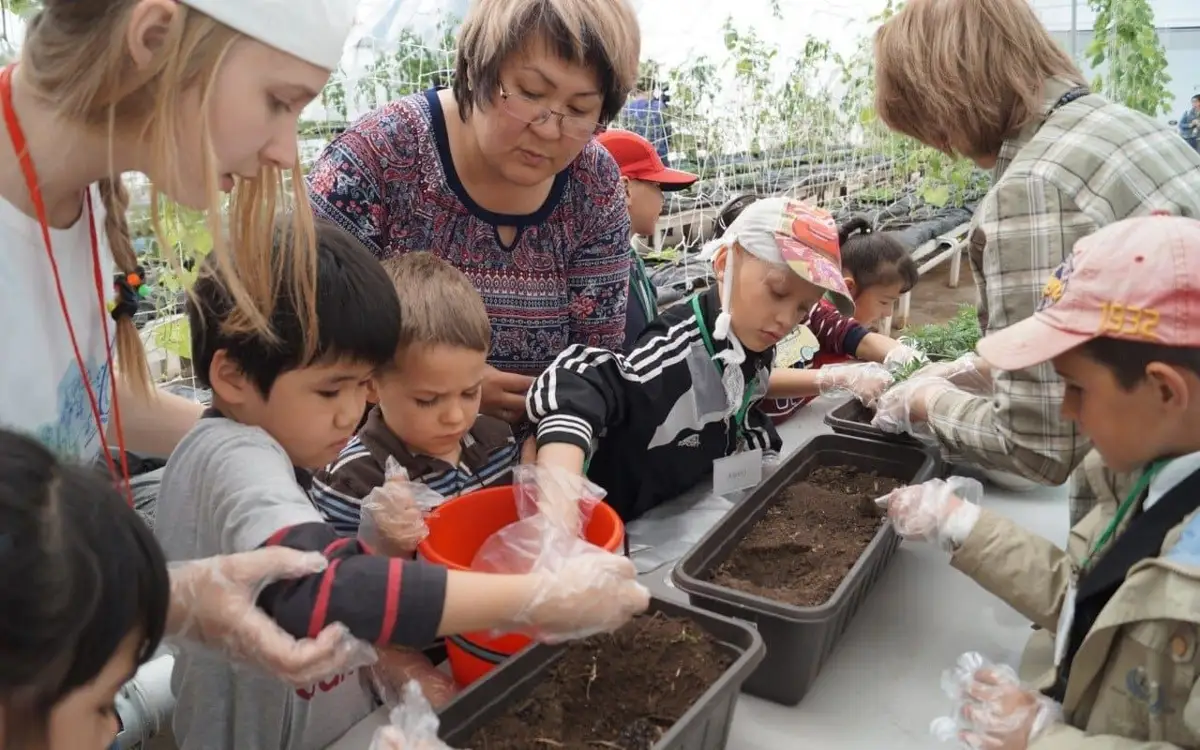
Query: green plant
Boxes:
[
  {"xmin": 893, "ymin": 305, "xmax": 982, "ymax": 380},
  {"xmin": 1086, "ymin": 0, "xmax": 1172, "ymax": 117}
]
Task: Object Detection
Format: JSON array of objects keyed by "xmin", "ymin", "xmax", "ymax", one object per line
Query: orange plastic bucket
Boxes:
[{"xmin": 418, "ymin": 485, "xmax": 624, "ymax": 686}]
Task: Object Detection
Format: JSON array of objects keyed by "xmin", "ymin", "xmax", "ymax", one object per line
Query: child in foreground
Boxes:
[
  {"xmin": 313, "ymin": 252, "xmax": 519, "ymax": 537},
  {"xmin": 595, "ymin": 128, "xmax": 699, "ymax": 349},
  {"xmin": 761, "ymin": 213, "xmax": 920, "ymax": 421},
  {"xmin": 527, "ymin": 197, "xmax": 892, "ymax": 522},
  {"xmin": 877, "ymin": 214, "xmax": 1200, "ymax": 748},
  {"xmin": 154, "ymin": 218, "xmax": 647, "ymax": 750}
]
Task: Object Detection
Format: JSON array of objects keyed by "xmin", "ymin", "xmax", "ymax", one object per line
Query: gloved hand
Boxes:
[
  {"xmin": 883, "ymin": 343, "xmax": 927, "ymax": 374},
  {"xmin": 815, "ymin": 362, "xmax": 895, "ymax": 407},
  {"xmin": 359, "ymin": 457, "xmax": 444, "ymax": 557},
  {"xmin": 370, "ymin": 647, "xmax": 458, "ymax": 710},
  {"xmin": 931, "ymin": 652, "xmax": 1062, "ymax": 750},
  {"xmin": 515, "ymin": 463, "xmax": 604, "ymax": 538},
  {"xmin": 369, "ymin": 681, "xmax": 457, "ymax": 750},
  {"xmin": 872, "ymin": 375, "xmax": 959, "ymax": 438},
  {"xmin": 507, "ymin": 543, "xmax": 650, "ymax": 643},
  {"xmin": 875, "ymin": 476, "xmax": 984, "ymax": 552},
  {"xmin": 167, "ymin": 548, "xmax": 378, "ymax": 687},
  {"xmin": 910, "ymin": 354, "xmax": 993, "ymax": 394}
]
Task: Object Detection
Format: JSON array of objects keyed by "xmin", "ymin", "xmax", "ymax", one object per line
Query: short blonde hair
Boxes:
[
  {"xmin": 453, "ymin": 0, "xmax": 641, "ymax": 124},
  {"xmin": 23, "ymin": 1, "xmax": 319, "ymax": 395},
  {"xmin": 874, "ymin": 0, "xmax": 1085, "ymax": 158},
  {"xmin": 381, "ymin": 253, "xmax": 492, "ymax": 362}
]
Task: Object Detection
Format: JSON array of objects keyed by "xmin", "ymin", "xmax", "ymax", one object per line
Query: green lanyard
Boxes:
[
  {"xmin": 688, "ymin": 295, "xmax": 758, "ymax": 432},
  {"xmin": 1081, "ymin": 458, "xmax": 1170, "ymax": 569}
]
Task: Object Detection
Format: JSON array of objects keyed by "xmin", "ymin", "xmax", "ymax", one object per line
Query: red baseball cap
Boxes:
[
  {"xmin": 977, "ymin": 213, "xmax": 1200, "ymax": 371},
  {"xmin": 596, "ymin": 129, "xmax": 697, "ymax": 191}
]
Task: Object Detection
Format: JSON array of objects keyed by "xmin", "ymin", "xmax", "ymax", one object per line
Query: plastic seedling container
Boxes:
[
  {"xmin": 823, "ymin": 396, "xmax": 925, "ymax": 447},
  {"xmin": 436, "ymin": 597, "xmax": 765, "ymax": 750},
  {"xmin": 672, "ymin": 434, "xmax": 937, "ymax": 706}
]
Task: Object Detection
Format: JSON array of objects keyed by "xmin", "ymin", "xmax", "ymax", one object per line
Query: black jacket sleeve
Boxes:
[
  {"xmin": 525, "ymin": 321, "xmax": 703, "ymax": 455},
  {"xmin": 256, "ymin": 522, "xmax": 447, "ymax": 648}
]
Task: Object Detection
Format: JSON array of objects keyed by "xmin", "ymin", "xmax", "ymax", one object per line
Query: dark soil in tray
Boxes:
[
  {"xmin": 705, "ymin": 465, "xmax": 905, "ymax": 607},
  {"xmin": 842, "ymin": 400, "xmax": 877, "ymax": 424},
  {"xmin": 464, "ymin": 612, "xmax": 733, "ymax": 750}
]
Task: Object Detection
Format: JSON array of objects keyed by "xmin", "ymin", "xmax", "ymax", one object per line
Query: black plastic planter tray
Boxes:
[
  {"xmin": 671, "ymin": 434, "xmax": 937, "ymax": 706},
  {"xmin": 823, "ymin": 396, "xmax": 924, "ymax": 447},
  {"xmin": 437, "ymin": 597, "xmax": 765, "ymax": 750}
]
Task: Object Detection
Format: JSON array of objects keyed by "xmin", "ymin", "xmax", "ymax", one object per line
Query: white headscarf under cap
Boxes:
[
  {"xmin": 697, "ymin": 199, "xmax": 790, "ymax": 421},
  {"xmin": 180, "ymin": 0, "xmax": 358, "ymax": 70}
]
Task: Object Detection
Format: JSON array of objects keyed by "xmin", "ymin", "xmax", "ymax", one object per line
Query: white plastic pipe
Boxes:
[{"xmin": 114, "ymin": 650, "xmax": 177, "ymax": 750}]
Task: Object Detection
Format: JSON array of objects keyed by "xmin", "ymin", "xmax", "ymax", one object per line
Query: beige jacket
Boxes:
[{"xmin": 952, "ymin": 455, "xmax": 1200, "ymax": 749}]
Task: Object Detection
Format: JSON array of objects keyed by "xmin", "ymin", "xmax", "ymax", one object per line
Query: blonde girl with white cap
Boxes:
[{"xmin": 0, "ymin": 0, "xmax": 380, "ymax": 740}]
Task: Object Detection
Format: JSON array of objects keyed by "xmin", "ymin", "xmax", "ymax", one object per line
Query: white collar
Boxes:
[{"xmin": 1143, "ymin": 451, "xmax": 1200, "ymax": 510}]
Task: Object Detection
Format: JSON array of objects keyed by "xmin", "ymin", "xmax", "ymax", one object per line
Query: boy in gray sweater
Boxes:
[{"xmin": 155, "ymin": 218, "xmax": 648, "ymax": 750}]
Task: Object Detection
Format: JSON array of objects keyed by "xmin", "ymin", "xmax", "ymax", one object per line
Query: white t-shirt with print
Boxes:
[{"xmin": 0, "ymin": 186, "xmax": 115, "ymax": 463}]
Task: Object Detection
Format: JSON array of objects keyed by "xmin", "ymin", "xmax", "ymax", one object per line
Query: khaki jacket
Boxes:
[{"xmin": 952, "ymin": 455, "xmax": 1200, "ymax": 749}]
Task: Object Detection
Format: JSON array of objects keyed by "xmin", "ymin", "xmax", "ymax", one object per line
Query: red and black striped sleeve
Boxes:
[
  {"xmin": 808, "ymin": 299, "xmax": 870, "ymax": 357},
  {"xmin": 254, "ymin": 522, "xmax": 447, "ymax": 647}
]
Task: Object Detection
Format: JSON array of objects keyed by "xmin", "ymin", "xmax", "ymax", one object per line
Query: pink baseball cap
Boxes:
[{"xmin": 976, "ymin": 213, "xmax": 1200, "ymax": 371}]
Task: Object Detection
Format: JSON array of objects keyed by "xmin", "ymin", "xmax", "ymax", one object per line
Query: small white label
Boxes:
[
  {"xmin": 712, "ymin": 448, "xmax": 763, "ymax": 496},
  {"xmin": 1054, "ymin": 580, "xmax": 1077, "ymax": 667}
]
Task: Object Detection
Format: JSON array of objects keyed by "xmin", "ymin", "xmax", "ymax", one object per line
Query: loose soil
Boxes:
[
  {"xmin": 464, "ymin": 613, "xmax": 733, "ymax": 750},
  {"xmin": 706, "ymin": 465, "xmax": 905, "ymax": 607}
]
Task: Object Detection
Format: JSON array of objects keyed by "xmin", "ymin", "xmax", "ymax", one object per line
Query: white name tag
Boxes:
[
  {"xmin": 712, "ymin": 448, "xmax": 763, "ymax": 496},
  {"xmin": 1054, "ymin": 580, "xmax": 1077, "ymax": 667}
]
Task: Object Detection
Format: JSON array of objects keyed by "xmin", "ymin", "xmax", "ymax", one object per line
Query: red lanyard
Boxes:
[{"xmin": 0, "ymin": 65, "xmax": 132, "ymax": 504}]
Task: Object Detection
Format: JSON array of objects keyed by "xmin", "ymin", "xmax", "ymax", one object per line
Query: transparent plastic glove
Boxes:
[
  {"xmin": 359, "ymin": 458, "xmax": 444, "ymax": 557},
  {"xmin": 369, "ymin": 681, "xmax": 457, "ymax": 750},
  {"xmin": 875, "ymin": 477, "xmax": 984, "ymax": 552},
  {"xmin": 168, "ymin": 548, "xmax": 378, "ymax": 687},
  {"xmin": 370, "ymin": 647, "xmax": 458, "ymax": 710},
  {"xmin": 518, "ymin": 463, "xmax": 605, "ymax": 538},
  {"xmin": 883, "ymin": 343, "xmax": 927, "ymax": 374},
  {"xmin": 872, "ymin": 375, "xmax": 959, "ymax": 438},
  {"xmin": 505, "ymin": 538, "xmax": 650, "ymax": 643},
  {"xmin": 911, "ymin": 354, "xmax": 993, "ymax": 395},
  {"xmin": 815, "ymin": 362, "xmax": 895, "ymax": 407},
  {"xmin": 930, "ymin": 652, "xmax": 1062, "ymax": 750}
]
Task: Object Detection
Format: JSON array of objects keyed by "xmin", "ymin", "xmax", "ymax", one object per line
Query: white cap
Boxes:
[{"xmin": 180, "ymin": 0, "xmax": 359, "ymax": 71}]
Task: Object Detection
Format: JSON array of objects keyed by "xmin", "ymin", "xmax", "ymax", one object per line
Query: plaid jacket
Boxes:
[{"xmin": 927, "ymin": 78, "xmax": 1200, "ymax": 485}]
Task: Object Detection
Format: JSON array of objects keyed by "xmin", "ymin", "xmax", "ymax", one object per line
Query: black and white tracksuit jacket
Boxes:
[{"xmin": 526, "ymin": 286, "xmax": 781, "ymax": 521}]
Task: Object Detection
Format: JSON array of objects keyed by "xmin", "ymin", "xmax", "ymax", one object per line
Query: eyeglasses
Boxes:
[{"xmin": 498, "ymin": 85, "xmax": 601, "ymax": 141}]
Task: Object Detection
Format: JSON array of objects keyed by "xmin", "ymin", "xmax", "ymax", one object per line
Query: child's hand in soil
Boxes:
[
  {"xmin": 815, "ymin": 362, "xmax": 895, "ymax": 407},
  {"xmin": 369, "ymin": 681, "xmax": 457, "ymax": 750},
  {"xmin": 511, "ymin": 546, "xmax": 650, "ymax": 643},
  {"xmin": 359, "ymin": 458, "xmax": 443, "ymax": 558},
  {"xmin": 930, "ymin": 652, "xmax": 1061, "ymax": 750},
  {"xmin": 875, "ymin": 477, "xmax": 983, "ymax": 552}
]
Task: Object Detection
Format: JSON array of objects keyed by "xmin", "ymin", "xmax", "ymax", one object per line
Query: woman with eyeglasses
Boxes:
[{"xmin": 307, "ymin": 0, "xmax": 641, "ymax": 429}]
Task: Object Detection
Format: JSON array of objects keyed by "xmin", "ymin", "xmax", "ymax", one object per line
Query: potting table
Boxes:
[{"xmin": 327, "ymin": 395, "xmax": 1069, "ymax": 749}]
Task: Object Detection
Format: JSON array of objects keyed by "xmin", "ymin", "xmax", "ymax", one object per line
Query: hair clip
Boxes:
[{"xmin": 109, "ymin": 266, "xmax": 151, "ymax": 322}]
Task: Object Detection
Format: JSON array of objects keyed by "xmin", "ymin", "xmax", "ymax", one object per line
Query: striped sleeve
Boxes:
[
  {"xmin": 526, "ymin": 317, "xmax": 702, "ymax": 454},
  {"xmin": 257, "ymin": 522, "xmax": 447, "ymax": 648},
  {"xmin": 311, "ymin": 440, "xmax": 386, "ymax": 536},
  {"xmin": 808, "ymin": 300, "xmax": 869, "ymax": 357}
]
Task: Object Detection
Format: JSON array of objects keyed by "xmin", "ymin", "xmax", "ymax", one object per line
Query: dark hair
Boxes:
[
  {"xmin": 1080, "ymin": 338, "xmax": 1200, "ymax": 390},
  {"xmin": 1192, "ymin": 94, "xmax": 1200, "ymax": 102},
  {"xmin": 189, "ymin": 217, "xmax": 402, "ymax": 396},
  {"xmin": 0, "ymin": 430, "xmax": 169, "ymax": 738},
  {"xmin": 837, "ymin": 215, "xmax": 919, "ymax": 294},
  {"xmin": 714, "ymin": 194, "xmax": 761, "ymax": 235}
]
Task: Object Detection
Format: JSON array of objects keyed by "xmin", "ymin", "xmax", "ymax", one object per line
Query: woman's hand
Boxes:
[
  {"xmin": 481, "ymin": 365, "xmax": 535, "ymax": 423},
  {"xmin": 931, "ymin": 652, "xmax": 1062, "ymax": 750},
  {"xmin": 167, "ymin": 548, "xmax": 378, "ymax": 687}
]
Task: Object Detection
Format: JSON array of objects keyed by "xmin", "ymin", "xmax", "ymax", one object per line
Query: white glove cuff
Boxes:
[{"xmin": 939, "ymin": 501, "xmax": 981, "ymax": 550}]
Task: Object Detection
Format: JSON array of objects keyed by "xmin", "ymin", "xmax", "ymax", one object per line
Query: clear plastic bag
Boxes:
[
  {"xmin": 369, "ymin": 647, "xmax": 457, "ymax": 710},
  {"xmin": 359, "ymin": 457, "xmax": 446, "ymax": 558},
  {"xmin": 368, "ymin": 681, "xmax": 456, "ymax": 750},
  {"xmin": 471, "ymin": 464, "xmax": 606, "ymax": 575}
]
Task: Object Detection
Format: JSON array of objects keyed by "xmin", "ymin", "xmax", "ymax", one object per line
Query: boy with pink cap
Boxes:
[
  {"xmin": 527, "ymin": 197, "xmax": 893, "ymax": 521},
  {"xmin": 875, "ymin": 214, "xmax": 1200, "ymax": 749}
]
